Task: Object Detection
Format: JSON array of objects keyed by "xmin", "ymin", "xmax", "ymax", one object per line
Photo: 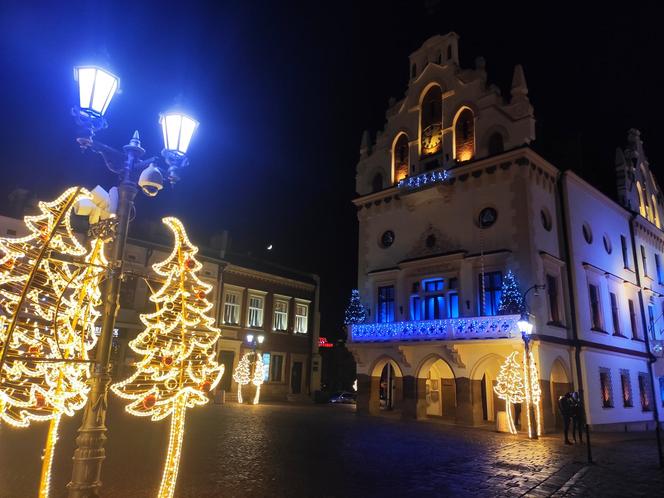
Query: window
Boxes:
[
  {"xmin": 588, "ymin": 284, "xmax": 603, "ymax": 331},
  {"xmin": 599, "ymin": 368, "xmax": 614, "ymax": 408},
  {"xmin": 270, "ymin": 353, "xmax": 284, "ymax": 382},
  {"xmin": 448, "ymin": 278, "xmax": 459, "ymax": 319},
  {"xmin": 656, "ymin": 254, "xmax": 663, "ymax": 284},
  {"xmin": 273, "ymin": 300, "xmax": 288, "ymax": 331},
  {"xmin": 546, "ymin": 274, "xmax": 561, "ymax": 324},
  {"xmin": 638, "ymin": 372, "xmax": 652, "ymax": 411},
  {"xmin": 454, "ymin": 108, "xmax": 475, "ymax": 162},
  {"xmin": 582, "ymin": 223, "xmax": 593, "ymax": 244},
  {"xmin": 603, "ymin": 235, "xmax": 612, "ymax": 254},
  {"xmin": 641, "ymin": 245, "xmax": 648, "ymax": 277},
  {"xmin": 610, "ymin": 292, "xmax": 621, "ymax": 336},
  {"xmin": 659, "ymin": 377, "xmax": 664, "ymax": 408},
  {"xmin": 628, "ymin": 299, "xmax": 639, "ymax": 339},
  {"xmin": 479, "ymin": 271, "xmax": 502, "ymax": 316},
  {"xmin": 248, "ymin": 295, "xmax": 264, "ymax": 328},
  {"xmin": 377, "ymin": 286, "xmax": 395, "ymax": 323},
  {"xmin": 446, "ymin": 45, "xmax": 452, "ymax": 60},
  {"xmin": 621, "ymin": 235, "xmax": 630, "ymax": 269},
  {"xmin": 488, "ymin": 132, "xmax": 505, "ymax": 156},
  {"xmin": 223, "ymin": 291, "xmax": 241, "ymax": 325},
  {"xmin": 120, "ymin": 275, "xmax": 137, "ymax": 309},
  {"xmin": 540, "ymin": 209, "xmax": 552, "ymax": 232},
  {"xmin": 393, "ymin": 134, "xmax": 410, "ymax": 183},
  {"xmin": 6, "ymin": 228, "xmax": 16, "ymax": 236},
  {"xmin": 423, "ymin": 278, "xmax": 445, "ymax": 320},
  {"xmin": 295, "ymin": 303, "xmax": 308, "ymax": 333},
  {"xmin": 620, "ymin": 370, "xmax": 633, "ymax": 407},
  {"xmin": 648, "ymin": 304, "xmax": 655, "ymax": 340},
  {"xmin": 420, "ymin": 86, "xmax": 442, "ymax": 157},
  {"xmin": 372, "ymin": 173, "xmax": 383, "ymax": 192},
  {"xmin": 411, "ymin": 63, "xmax": 417, "ymax": 78}
]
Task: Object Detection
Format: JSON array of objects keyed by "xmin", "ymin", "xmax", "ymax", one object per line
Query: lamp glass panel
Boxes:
[
  {"xmin": 165, "ymin": 114, "xmax": 182, "ymax": 152},
  {"xmin": 77, "ymin": 67, "xmax": 96, "ymax": 110},
  {"xmin": 178, "ymin": 116, "xmax": 198, "ymax": 153},
  {"xmin": 89, "ymin": 68, "xmax": 118, "ymax": 115}
]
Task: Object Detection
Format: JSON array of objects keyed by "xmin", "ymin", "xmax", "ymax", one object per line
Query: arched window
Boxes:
[
  {"xmin": 488, "ymin": 132, "xmax": 504, "ymax": 156},
  {"xmin": 446, "ymin": 45, "xmax": 452, "ymax": 60},
  {"xmin": 393, "ymin": 134, "xmax": 410, "ymax": 183},
  {"xmin": 652, "ymin": 194, "xmax": 660, "ymax": 227},
  {"xmin": 454, "ymin": 108, "xmax": 475, "ymax": 162},
  {"xmin": 372, "ymin": 172, "xmax": 383, "ymax": 192},
  {"xmin": 636, "ymin": 181, "xmax": 646, "ymax": 217},
  {"xmin": 436, "ymin": 52, "xmax": 442, "ymax": 65},
  {"xmin": 420, "ymin": 86, "xmax": 442, "ymax": 157}
]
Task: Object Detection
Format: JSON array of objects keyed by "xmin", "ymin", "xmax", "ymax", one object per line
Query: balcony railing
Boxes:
[{"xmin": 349, "ymin": 314, "xmax": 521, "ymax": 343}]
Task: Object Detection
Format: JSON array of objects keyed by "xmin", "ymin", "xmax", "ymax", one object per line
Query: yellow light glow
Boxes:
[
  {"xmin": 493, "ymin": 351, "xmax": 524, "ymax": 435},
  {"xmin": 111, "ymin": 217, "xmax": 223, "ymax": 498},
  {"xmin": 0, "ymin": 187, "xmax": 107, "ymax": 498},
  {"xmin": 233, "ymin": 351, "xmax": 264, "ymax": 405}
]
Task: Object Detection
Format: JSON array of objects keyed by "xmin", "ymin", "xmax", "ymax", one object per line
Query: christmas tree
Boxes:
[
  {"xmin": 0, "ymin": 187, "xmax": 106, "ymax": 497},
  {"xmin": 494, "ymin": 351, "xmax": 525, "ymax": 434},
  {"xmin": 523, "ymin": 350, "xmax": 542, "ymax": 437},
  {"xmin": 344, "ymin": 289, "xmax": 367, "ymax": 325},
  {"xmin": 232, "ymin": 351, "xmax": 264, "ymax": 404},
  {"xmin": 111, "ymin": 217, "xmax": 223, "ymax": 498},
  {"xmin": 498, "ymin": 270, "xmax": 524, "ymax": 315}
]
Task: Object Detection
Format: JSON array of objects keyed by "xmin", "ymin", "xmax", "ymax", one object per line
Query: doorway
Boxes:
[{"xmin": 291, "ymin": 361, "xmax": 303, "ymax": 394}]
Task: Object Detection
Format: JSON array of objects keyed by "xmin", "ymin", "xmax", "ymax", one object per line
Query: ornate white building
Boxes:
[{"xmin": 348, "ymin": 33, "xmax": 664, "ymax": 432}]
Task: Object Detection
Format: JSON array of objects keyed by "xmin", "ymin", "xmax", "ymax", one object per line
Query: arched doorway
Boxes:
[
  {"xmin": 471, "ymin": 354, "xmax": 504, "ymax": 424},
  {"xmin": 550, "ymin": 359, "xmax": 572, "ymax": 430},
  {"xmin": 369, "ymin": 356, "xmax": 403, "ymax": 414},
  {"xmin": 417, "ymin": 355, "xmax": 456, "ymax": 419}
]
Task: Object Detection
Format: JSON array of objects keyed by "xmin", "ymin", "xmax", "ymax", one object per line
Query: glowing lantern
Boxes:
[
  {"xmin": 74, "ymin": 66, "xmax": 119, "ymax": 117},
  {"xmin": 160, "ymin": 113, "xmax": 199, "ymax": 156}
]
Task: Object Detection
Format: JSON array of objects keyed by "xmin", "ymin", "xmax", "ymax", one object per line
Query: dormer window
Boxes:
[
  {"xmin": 393, "ymin": 133, "xmax": 409, "ymax": 183},
  {"xmin": 454, "ymin": 107, "xmax": 475, "ymax": 162}
]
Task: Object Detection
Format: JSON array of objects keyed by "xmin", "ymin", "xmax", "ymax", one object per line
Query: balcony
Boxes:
[{"xmin": 349, "ymin": 314, "xmax": 521, "ymax": 343}]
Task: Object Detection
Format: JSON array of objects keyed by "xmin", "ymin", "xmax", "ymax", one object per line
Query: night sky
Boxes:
[{"xmin": 1, "ymin": 1, "xmax": 662, "ymax": 339}]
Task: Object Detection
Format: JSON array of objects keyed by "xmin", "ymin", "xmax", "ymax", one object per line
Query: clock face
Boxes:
[
  {"xmin": 478, "ymin": 207, "xmax": 497, "ymax": 228},
  {"xmin": 421, "ymin": 124, "xmax": 442, "ymax": 156},
  {"xmin": 380, "ymin": 230, "xmax": 395, "ymax": 248}
]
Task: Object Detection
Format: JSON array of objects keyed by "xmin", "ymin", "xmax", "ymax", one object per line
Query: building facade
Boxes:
[
  {"xmin": 348, "ymin": 33, "xmax": 664, "ymax": 431},
  {"xmin": 0, "ymin": 215, "xmax": 322, "ymax": 402}
]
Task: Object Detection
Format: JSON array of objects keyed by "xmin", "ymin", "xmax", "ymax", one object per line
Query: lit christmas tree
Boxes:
[
  {"xmin": 0, "ymin": 187, "xmax": 106, "ymax": 497},
  {"xmin": 344, "ymin": 289, "xmax": 367, "ymax": 325},
  {"xmin": 494, "ymin": 351, "xmax": 525, "ymax": 434},
  {"xmin": 498, "ymin": 270, "xmax": 524, "ymax": 315},
  {"xmin": 232, "ymin": 351, "xmax": 264, "ymax": 404},
  {"xmin": 523, "ymin": 350, "xmax": 542, "ymax": 437},
  {"xmin": 111, "ymin": 217, "xmax": 223, "ymax": 498}
]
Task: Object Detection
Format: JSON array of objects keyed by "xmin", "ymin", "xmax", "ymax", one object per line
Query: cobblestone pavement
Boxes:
[{"xmin": 1, "ymin": 401, "xmax": 662, "ymax": 497}]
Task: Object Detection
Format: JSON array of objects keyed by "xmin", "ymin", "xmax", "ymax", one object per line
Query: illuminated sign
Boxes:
[{"xmin": 318, "ymin": 337, "xmax": 334, "ymax": 348}]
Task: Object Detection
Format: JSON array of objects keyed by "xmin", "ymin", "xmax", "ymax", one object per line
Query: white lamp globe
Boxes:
[
  {"xmin": 74, "ymin": 66, "xmax": 119, "ymax": 117},
  {"xmin": 160, "ymin": 112, "xmax": 199, "ymax": 155}
]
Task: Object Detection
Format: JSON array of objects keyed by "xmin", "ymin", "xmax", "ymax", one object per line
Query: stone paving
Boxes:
[{"xmin": 0, "ymin": 401, "xmax": 662, "ymax": 497}]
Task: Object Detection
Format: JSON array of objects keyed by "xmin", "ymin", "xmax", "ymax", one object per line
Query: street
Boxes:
[{"xmin": 1, "ymin": 400, "xmax": 663, "ymax": 497}]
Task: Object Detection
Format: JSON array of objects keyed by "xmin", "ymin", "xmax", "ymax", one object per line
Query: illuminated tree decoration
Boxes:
[
  {"xmin": 493, "ymin": 351, "xmax": 525, "ymax": 434},
  {"xmin": 523, "ymin": 350, "xmax": 543, "ymax": 438},
  {"xmin": 232, "ymin": 351, "xmax": 264, "ymax": 404},
  {"xmin": 111, "ymin": 217, "xmax": 223, "ymax": 498},
  {"xmin": 498, "ymin": 270, "xmax": 524, "ymax": 315},
  {"xmin": 344, "ymin": 289, "xmax": 367, "ymax": 325},
  {"xmin": 0, "ymin": 187, "xmax": 107, "ymax": 497}
]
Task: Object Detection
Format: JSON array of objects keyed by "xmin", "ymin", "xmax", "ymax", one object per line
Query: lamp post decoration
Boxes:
[
  {"xmin": 68, "ymin": 65, "xmax": 200, "ymax": 497},
  {"xmin": 0, "ymin": 187, "xmax": 108, "ymax": 497},
  {"xmin": 111, "ymin": 217, "xmax": 223, "ymax": 498},
  {"xmin": 233, "ymin": 334, "xmax": 264, "ymax": 404}
]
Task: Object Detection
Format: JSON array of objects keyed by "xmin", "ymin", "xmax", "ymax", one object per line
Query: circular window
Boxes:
[
  {"xmin": 380, "ymin": 230, "xmax": 395, "ymax": 248},
  {"xmin": 426, "ymin": 234, "xmax": 437, "ymax": 249},
  {"xmin": 478, "ymin": 207, "xmax": 498, "ymax": 229},
  {"xmin": 582, "ymin": 223, "xmax": 593, "ymax": 244},
  {"xmin": 603, "ymin": 234, "xmax": 612, "ymax": 254},
  {"xmin": 540, "ymin": 209, "xmax": 552, "ymax": 232}
]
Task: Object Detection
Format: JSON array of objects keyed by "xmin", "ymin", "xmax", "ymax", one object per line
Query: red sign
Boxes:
[{"xmin": 318, "ymin": 337, "xmax": 333, "ymax": 348}]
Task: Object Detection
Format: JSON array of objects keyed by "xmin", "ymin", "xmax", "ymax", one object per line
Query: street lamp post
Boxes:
[
  {"xmin": 517, "ymin": 284, "xmax": 544, "ymax": 440},
  {"xmin": 67, "ymin": 66, "xmax": 199, "ymax": 497}
]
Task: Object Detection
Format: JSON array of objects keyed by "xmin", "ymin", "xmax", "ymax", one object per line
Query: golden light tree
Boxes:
[
  {"xmin": 111, "ymin": 217, "xmax": 223, "ymax": 498},
  {"xmin": 0, "ymin": 187, "xmax": 107, "ymax": 497},
  {"xmin": 232, "ymin": 351, "xmax": 264, "ymax": 404},
  {"xmin": 523, "ymin": 350, "xmax": 542, "ymax": 437},
  {"xmin": 493, "ymin": 351, "xmax": 525, "ymax": 434}
]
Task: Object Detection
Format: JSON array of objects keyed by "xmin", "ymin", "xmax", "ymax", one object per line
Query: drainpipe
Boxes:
[
  {"xmin": 628, "ymin": 214, "xmax": 663, "ymax": 468},
  {"xmin": 558, "ymin": 171, "xmax": 593, "ymax": 463}
]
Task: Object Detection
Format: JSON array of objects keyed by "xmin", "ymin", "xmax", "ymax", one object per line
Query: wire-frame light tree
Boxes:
[
  {"xmin": 232, "ymin": 351, "xmax": 264, "ymax": 404},
  {"xmin": 0, "ymin": 187, "xmax": 107, "ymax": 497},
  {"xmin": 493, "ymin": 351, "xmax": 525, "ymax": 434},
  {"xmin": 111, "ymin": 217, "xmax": 224, "ymax": 498},
  {"xmin": 523, "ymin": 349, "xmax": 543, "ymax": 437}
]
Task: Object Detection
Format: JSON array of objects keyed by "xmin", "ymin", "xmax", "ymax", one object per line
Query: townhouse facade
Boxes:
[{"xmin": 348, "ymin": 33, "xmax": 664, "ymax": 431}]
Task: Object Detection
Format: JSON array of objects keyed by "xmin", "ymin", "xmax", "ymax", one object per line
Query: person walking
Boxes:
[{"xmin": 558, "ymin": 392, "xmax": 574, "ymax": 445}]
